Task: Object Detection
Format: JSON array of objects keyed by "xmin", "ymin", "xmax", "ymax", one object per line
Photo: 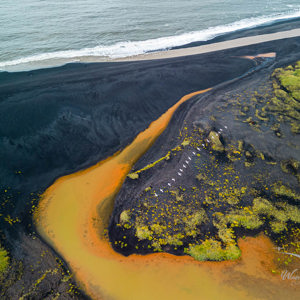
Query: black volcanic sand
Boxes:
[
  {"xmin": 0, "ymin": 48, "xmax": 254, "ymax": 300},
  {"xmin": 1, "ymin": 21, "xmax": 300, "ymax": 298},
  {"xmin": 109, "ymin": 46, "xmax": 300, "ymax": 262}
]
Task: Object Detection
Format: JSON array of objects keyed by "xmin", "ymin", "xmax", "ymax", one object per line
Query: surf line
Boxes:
[{"xmin": 34, "ymin": 88, "xmax": 211, "ymax": 299}]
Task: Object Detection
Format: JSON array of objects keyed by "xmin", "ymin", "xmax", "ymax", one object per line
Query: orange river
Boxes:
[{"xmin": 34, "ymin": 88, "xmax": 299, "ymax": 300}]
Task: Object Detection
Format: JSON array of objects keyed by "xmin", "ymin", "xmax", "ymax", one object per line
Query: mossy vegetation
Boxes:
[
  {"xmin": 136, "ymin": 226, "xmax": 152, "ymax": 240},
  {"xmin": 208, "ymin": 131, "xmax": 224, "ymax": 152},
  {"xmin": 126, "ymin": 190, "xmax": 210, "ymax": 252},
  {"xmin": 225, "ymin": 208, "xmax": 263, "ymax": 230},
  {"xmin": 0, "ymin": 244, "xmax": 9, "ymax": 275},
  {"xmin": 268, "ymin": 62, "xmax": 300, "ymax": 134},
  {"xmin": 114, "ymin": 131, "xmax": 300, "ymax": 259},
  {"xmin": 280, "ymin": 159, "xmax": 299, "ymax": 175},
  {"xmin": 112, "ymin": 61, "xmax": 300, "ymax": 262},
  {"xmin": 127, "ymin": 173, "xmax": 139, "ymax": 179},
  {"xmin": 277, "ymin": 65, "xmax": 300, "ymax": 101},
  {"xmin": 127, "ymin": 143, "xmax": 185, "ymax": 179},
  {"xmin": 228, "ymin": 61, "xmax": 300, "ymax": 135},
  {"xmin": 272, "ymin": 183, "xmax": 300, "ymax": 200},
  {"xmin": 181, "ymin": 138, "xmax": 190, "ymax": 147},
  {"xmin": 185, "ymin": 239, "xmax": 241, "ymax": 261},
  {"xmin": 119, "ymin": 210, "xmax": 131, "ymax": 224}
]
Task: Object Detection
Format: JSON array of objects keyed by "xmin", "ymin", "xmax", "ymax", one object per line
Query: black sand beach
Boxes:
[{"xmin": 1, "ymin": 19, "xmax": 300, "ymax": 298}]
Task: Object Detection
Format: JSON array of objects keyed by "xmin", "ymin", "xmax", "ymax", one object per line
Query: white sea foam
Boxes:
[{"xmin": 1, "ymin": 10, "xmax": 300, "ymax": 69}]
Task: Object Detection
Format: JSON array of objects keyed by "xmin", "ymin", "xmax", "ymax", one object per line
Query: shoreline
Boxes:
[
  {"xmin": 115, "ymin": 28, "xmax": 300, "ymax": 62},
  {"xmin": 1, "ymin": 18, "xmax": 300, "ymax": 72}
]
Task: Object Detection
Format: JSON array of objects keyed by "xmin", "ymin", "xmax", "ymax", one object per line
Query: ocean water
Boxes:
[{"xmin": 1, "ymin": 0, "xmax": 300, "ymax": 71}]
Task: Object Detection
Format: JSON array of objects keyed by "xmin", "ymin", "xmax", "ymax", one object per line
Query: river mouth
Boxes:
[
  {"xmin": 35, "ymin": 90, "xmax": 214, "ymax": 298},
  {"xmin": 34, "ymin": 82, "xmax": 300, "ymax": 299},
  {"xmin": 1, "ymin": 26, "xmax": 300, "ymax": 298}
]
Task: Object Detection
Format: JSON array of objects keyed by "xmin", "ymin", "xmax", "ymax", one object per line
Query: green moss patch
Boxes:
[
  {"xmin": 0, "ymin": 245, "xmax": 9, "ymax": 275},
  {"xmin": 272, "ymin": 183, "xmax": 300, "ymax": 201},
  {"xmin": 185, "ymin": 239, "xmax": 241, "ymax": 261},
  {"xmin": 208, "ymin": 131, "xmax": 224, "ymax": 152}
]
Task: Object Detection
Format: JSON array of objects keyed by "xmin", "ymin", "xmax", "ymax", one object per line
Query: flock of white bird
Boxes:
[{"xmin": 153, "ymin": 126, "xmax": 228, "ymax": 197}]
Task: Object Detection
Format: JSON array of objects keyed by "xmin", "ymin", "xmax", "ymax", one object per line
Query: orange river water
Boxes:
[{"xmin": 34, "ymin": 88, "xmax": 299, "ymax": 300}]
